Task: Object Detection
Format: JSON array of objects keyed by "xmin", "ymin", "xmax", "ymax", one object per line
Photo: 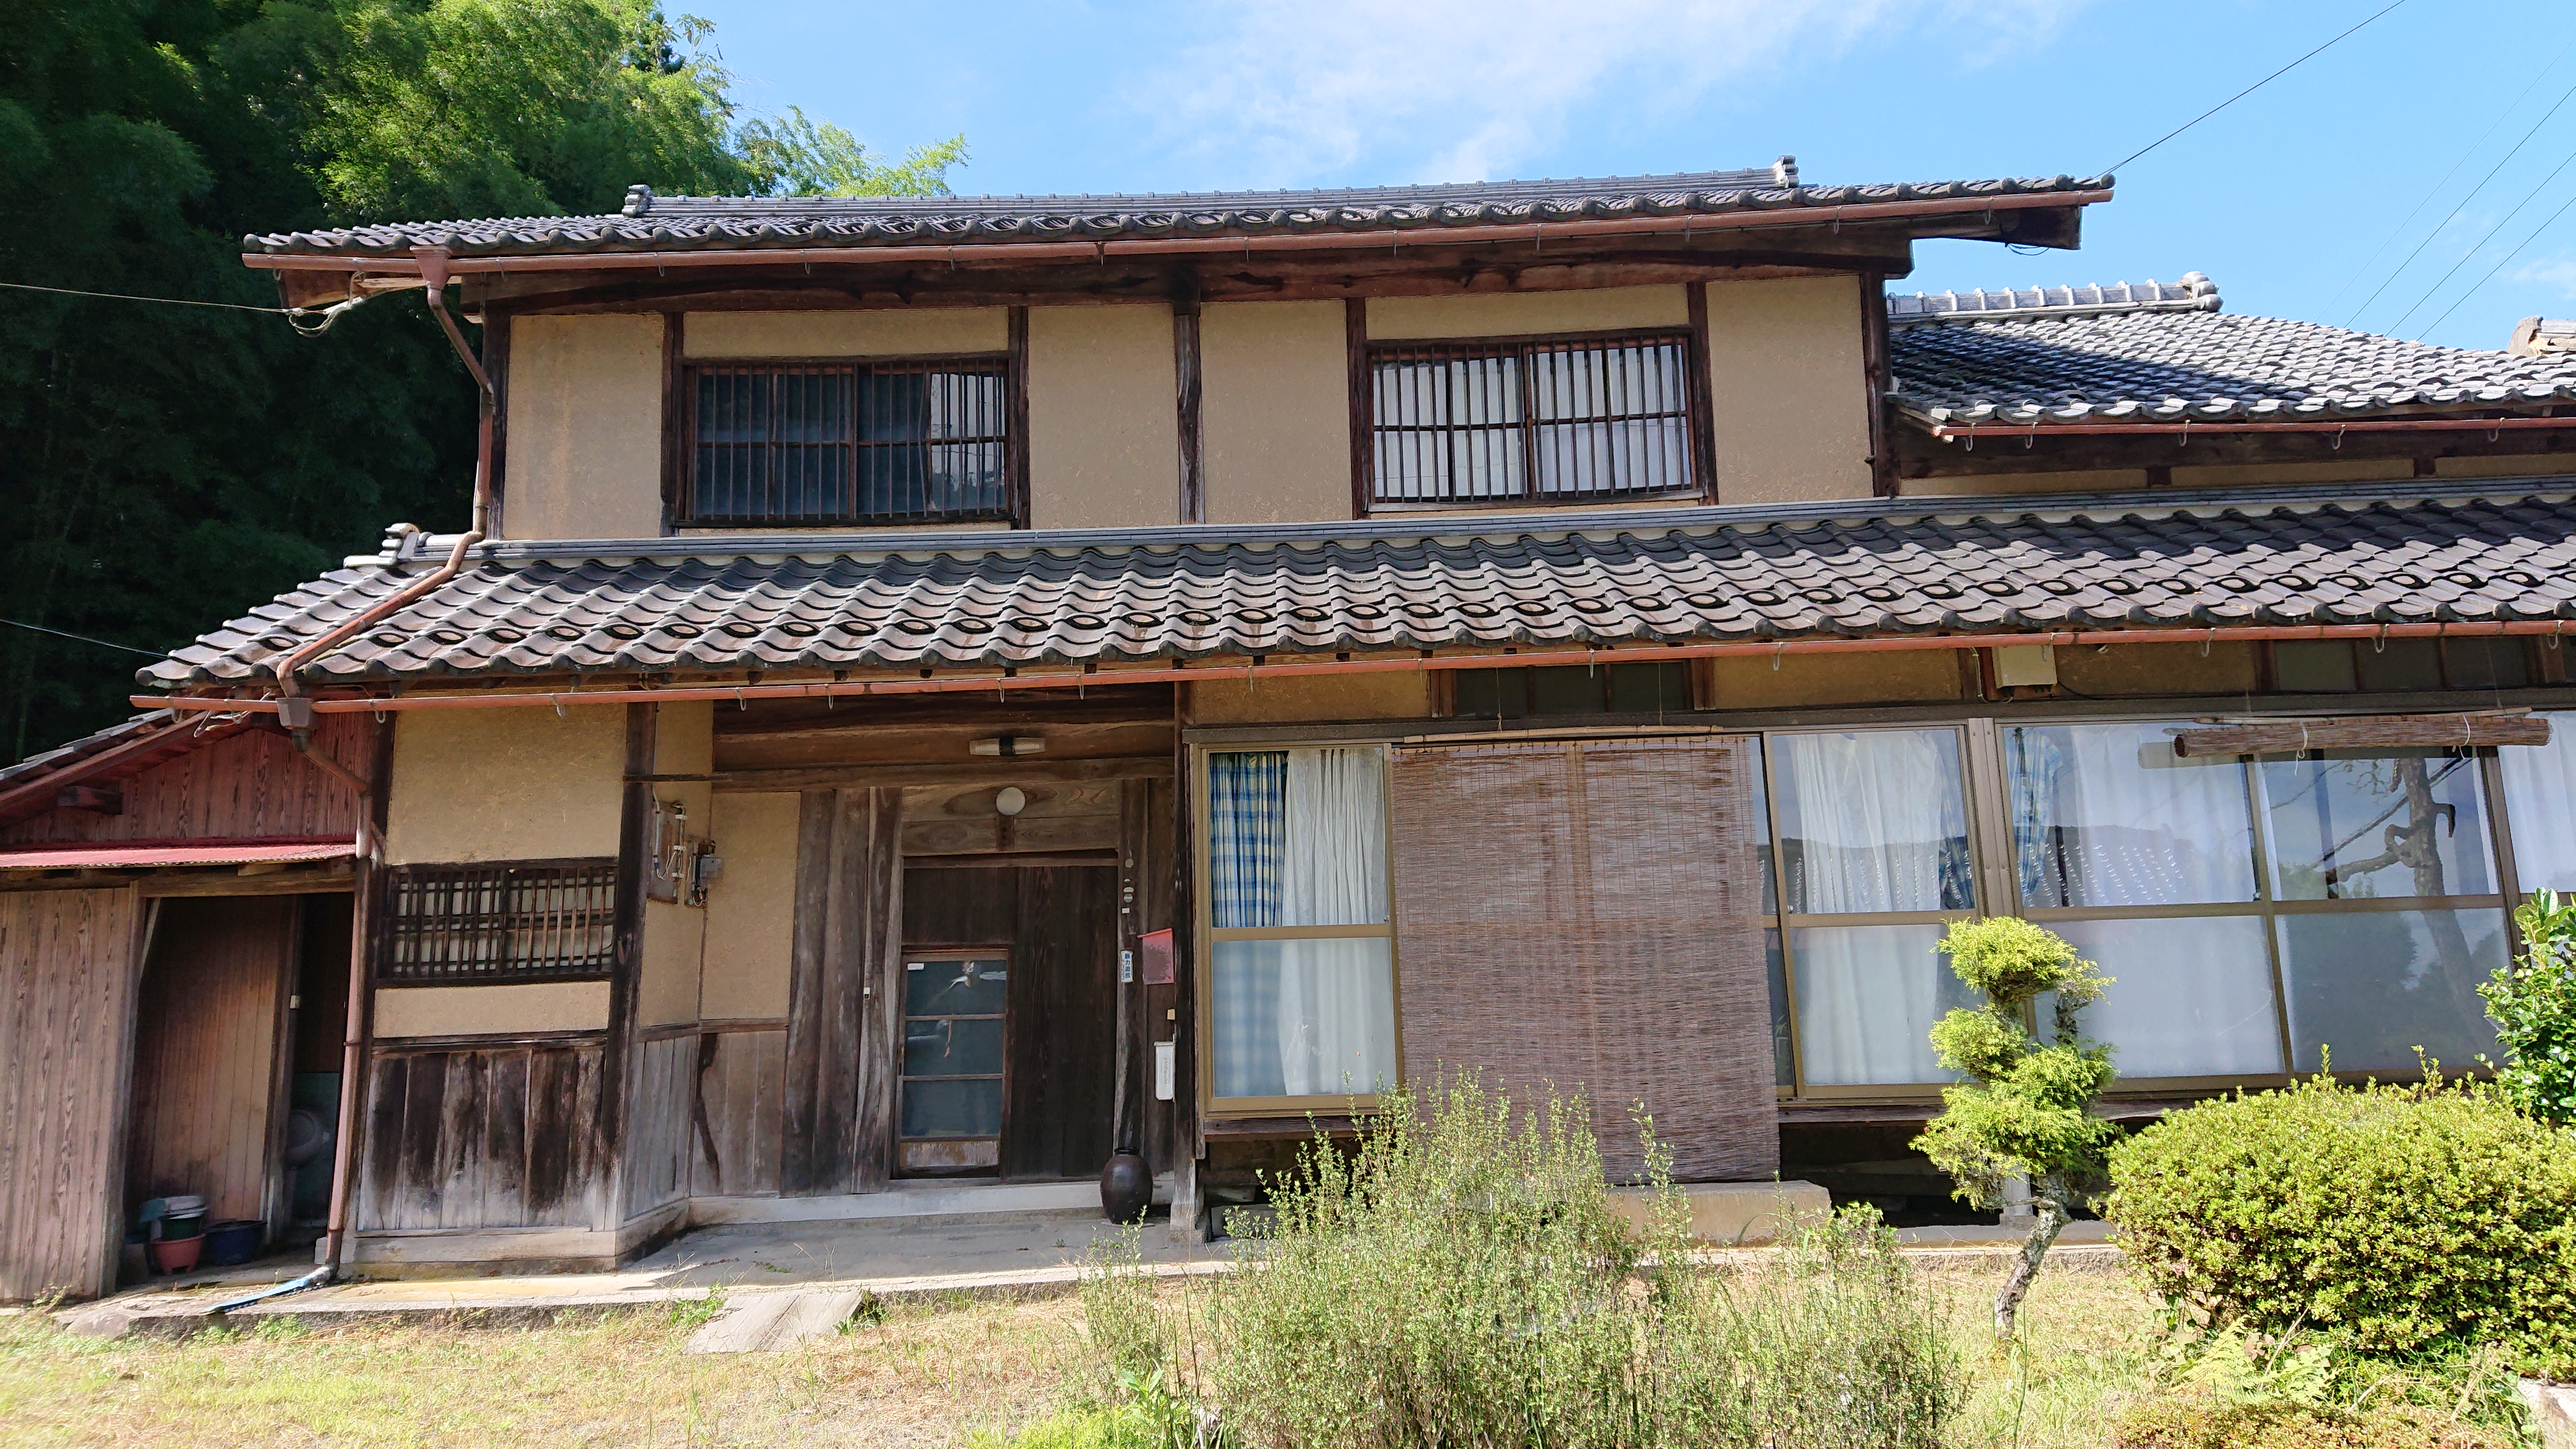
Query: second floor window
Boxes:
[
  {"xmin": 683, "ymin": 359, "xmax": 1015, "ymax": 526},
  {"xmin": 1365, "ymin": 329, "xmax": 1702, "ymax": 508}
]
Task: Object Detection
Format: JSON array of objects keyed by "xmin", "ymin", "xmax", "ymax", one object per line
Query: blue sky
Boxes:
[{"xmin": 688, "ymin": 0, "xmax": 2576, "ymax": 353}]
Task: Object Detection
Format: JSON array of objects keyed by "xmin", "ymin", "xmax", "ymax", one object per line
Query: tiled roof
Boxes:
[
  {"xmin": 137, "ymin": 485, "xmax": 2576, "ymax": 691},
  {"xmin": 240, "ymin": 166, "xmax": 2107, "ymax": 258},
  {"xmin": 0, "ymin": 710, "xmax": 179, "ymax": 787},
  {"xmin": 1887, "ymin": 275, "xmax": 2576, "ymax": 425}
]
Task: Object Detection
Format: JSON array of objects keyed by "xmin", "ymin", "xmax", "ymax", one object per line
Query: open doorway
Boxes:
[{"xmin": 123, "ymin": 892, "xmax": 350, "ymax": 1267}]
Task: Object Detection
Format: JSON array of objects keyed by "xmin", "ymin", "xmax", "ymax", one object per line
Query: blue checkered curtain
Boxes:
[
  {"xmin": 1209, "ymin": 752, "xmax": 1287, "ymax": 1096},
  {"xmin": 1209, "ymin": 752, "xmax": 1286, "ymax": 929}
]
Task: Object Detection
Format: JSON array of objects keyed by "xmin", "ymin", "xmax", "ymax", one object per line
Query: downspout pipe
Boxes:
[
  {"xmin": 272, "ymin": 247, "xmax": 494, "ymax": 728},
  {"xmin": 266, "ymin": 248, "xmax": 491, "ymax": 1289}
]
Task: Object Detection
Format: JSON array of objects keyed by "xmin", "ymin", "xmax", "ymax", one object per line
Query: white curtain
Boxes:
[
  {"xmin": 2012, "ymin": 723, "xmax": 2257, "ymax": 907},
  {"xmin": 1778, "ymin": 731, "xmax": 1955, "ymax": 914},
  {"xmin": 1790, "ymin": 924, "xmax": 1956, "ymax": 1085},
  {"xmin": 1276, "ymin": 749, "xmax": 1398, "ymax": 1096},
  {"xmin": 1281, "ymin": 749, "xmax": 1388, "ymax": 928},
  {"xmin": 2502, "ymin": 712, "xmax": 2576, "ymax": 893},
  {"xmin": 2052, "ymin": 916, "xmax": 2282, "ymax": 1077}
]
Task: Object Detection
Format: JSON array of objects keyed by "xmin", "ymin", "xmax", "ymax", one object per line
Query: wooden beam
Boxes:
[
  {"xmin": 712, "ymin": 687, "xmax": 1177, "ymax": 739},
  {"xmin": 465, "ymin": 237, "xmax": 1925, "ymax": 316},
  {"xmin": 54, "ymin": 785, "xmax": 121, "ymax": 815},
  {"xmin": 1892, "ymin": 415, "xmax": 2576, "ymax": 477},
  {"xmin": 1173, "ymin": 272, "xmax": 1204, "ymax": 524},
  {"xmin": 1007, "ymin": 306, "xmax": 1032, "ymax": 529},
  {"xmin": 1685, "ymin": 282, "xmax": 1718, "ymax": 503},
  {"xmin": 1346, "ymin": 298, "xmax": 1371, "ymax": 518},
  {"xmin": 2174, "ymin": 713, "xmax": 2549, "ymax": 757},
  {"xmin": 1859, "ymin": 272, "xmax": 1895, "ymax": 498},
  {"xmin": 659, "ymin": 311, "xmax": 685, "ymax": 533},
  {"xmin": 713, "ymin": 755, "xmax": 1176, "ymax": 793}
]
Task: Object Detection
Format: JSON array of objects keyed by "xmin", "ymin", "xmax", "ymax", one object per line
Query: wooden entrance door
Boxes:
[
  {"xmin": 125, "ymin": 896, "xmax": 300, "ymax": 1237},
  {"xmin": 901, "ymin": 864, "xmax": 1118, "ymax": 1179}
]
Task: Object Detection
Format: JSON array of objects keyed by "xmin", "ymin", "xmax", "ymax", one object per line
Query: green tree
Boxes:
[
  {"xmin": 0, "ymin": 0, "xmax": 960, "ymax": 760},
  {"xmin": 2481, "ymin": 888, "xmax": 2576, "ymax": 1123},
  {"xmin": 740, "ymin": 108, "xmax": 966, "ymax": 198},
  {"xmin": 1911, "ymin": 915, "xmax": 2119, "ymax": 1341}
]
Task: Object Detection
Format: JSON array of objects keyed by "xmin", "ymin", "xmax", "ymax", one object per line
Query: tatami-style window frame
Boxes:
[
  {"xmin": 676, "ymin": 352, "xmax": 1024, "ymax": 528},
  {"xmin": 1355, "ymin": 327, "xmax": 1710, "ymax": 512}
]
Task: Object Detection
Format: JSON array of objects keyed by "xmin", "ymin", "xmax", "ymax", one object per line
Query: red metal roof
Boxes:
[{"xmin": 0, "ymin": 837, "xmax": 356, "ymax": 871}]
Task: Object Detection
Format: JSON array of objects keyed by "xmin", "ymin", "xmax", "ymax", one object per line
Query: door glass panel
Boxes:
[
  {"xmin": 2262, "ymin": 751, "xmax": 2497, "ymax": 900},
  {"xmin": 2008, "ymin": 722, "xmax": 2259, "ymax": 907},
  {"xmin": 904, "ymin": 957, "xmax": 1007, "ymax": 1016},
  {"xmin": 902, "ymin": 1016, "xmax": 1003, "ymax": 1078},
  {"xmin": 1772, "ymin": 730, "xmax": 1973, "ymax": 914},
  {"xmin": 2276, "ymin": 908, "xmax": 2506, "ymax": 1073},
  {"xmin": 900, "ymin": 1077, "xmax": 1003, "ymax": 1138},
  {"xmin": 1787, "ymin": 922, "xmax": 1968, "ymax": 1085},
  {"xmin": 2051, "ymin": 916, "xmax": 2283, "ymax": 1077}
]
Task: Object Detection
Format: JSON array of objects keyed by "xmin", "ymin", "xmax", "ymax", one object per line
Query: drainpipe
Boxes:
[
  {"xmin": 271, "ymin": 246, "xmax": 494, "ymax": 727},
  {"xmin": 262, "ymin": 248, "xmax": 493, "ymax": 1290}
]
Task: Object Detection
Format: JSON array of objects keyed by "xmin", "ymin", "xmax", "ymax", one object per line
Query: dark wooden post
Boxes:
[
  {"xmin": 1860, "ymin": 272, "xmax": 1896, "ymax": 499},
  {"xmin": 1173, "ymin": 273, "xmax": 1204, "ymax": 524}
]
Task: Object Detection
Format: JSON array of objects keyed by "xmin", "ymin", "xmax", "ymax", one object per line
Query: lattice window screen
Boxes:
[
  {"xmin": 1388, "ymin": 738, "xmax": 1777, "ymax": 1181},
  {"xmin": 377, "ymin": 860, "xmax": 618, "ymax": 984}
]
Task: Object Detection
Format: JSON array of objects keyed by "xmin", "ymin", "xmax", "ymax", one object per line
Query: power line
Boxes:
[
  {"xmin": 2349, "ymin": 73, "xmax": 2576, "ymax": 327},
  {"xmin": 2325, "ymin": 31, "xmax": 2576, "ymax": 317},
  {"xmin": 2101, "ymin": 0, "xmax": 2409, "ymax": 177},
  {"xmin": 2393, "ymin": 143, "xmax": 2576, "ymax": 334},
  {"xmin": 2417, "ymin": 182, "xmax": 2576, "ymax": 338},
  {"xmin": 0, "ymin": 616, "xmax": 166, "ymax": 658},
  {"xmin": 0, "ymin": 278, "xmax": 307, "ymax": 315},
  {"xmin": 0, "ymin": 278, "xmax": 367, "ymax": 334}
]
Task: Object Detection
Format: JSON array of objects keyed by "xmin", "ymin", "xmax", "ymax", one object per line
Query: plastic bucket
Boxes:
[
  {"xmin": 161, "ymin": 1212, "xmax": 207, "ymax": 1241},
  {"xmin": 204, "ymin": 1220, "xmax": 262, "ymax": 1267}
]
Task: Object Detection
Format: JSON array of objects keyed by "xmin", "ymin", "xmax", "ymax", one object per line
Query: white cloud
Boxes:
[
  {"xmin": 1127, "ymin": 0, "xmax": 2080, "ymax": 187},
  {"xmin": 2507, "ymin": 256, "xmax": 2576, "ymax": 300}
]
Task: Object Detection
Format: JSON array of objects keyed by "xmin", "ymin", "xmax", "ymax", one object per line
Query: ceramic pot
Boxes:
[
  {"xmin": 1100, "ymin": 1150, "xmax": 1152, "ymax": 1224},
  {"xmin": 149, "ymin": 1235, "xmax": 204, "ymax": 1275}
]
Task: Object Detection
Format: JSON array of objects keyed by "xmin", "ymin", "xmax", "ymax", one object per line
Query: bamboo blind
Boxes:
[{"xmin": 1388, "ymin": 737, "xmax": 1776, "ymax": 1182}]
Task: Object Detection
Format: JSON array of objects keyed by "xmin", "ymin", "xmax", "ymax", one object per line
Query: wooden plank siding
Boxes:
[
  {"xmin": 622, "ymin": 1032, "xmax": 697, "ymax": 1218},
  {"xmin": 780, "ymin": 788, "xmax": 903, "ymax": 1196},
  {"xmin": 358, "ymin": 1040, "xmax": 608, "ymax": 1232},
  {"xmin": 692, "ymin": 1026, "xmax": 786, "ymax": 1196},
  {"xmin": 122, "ymin": 896, "xmax": 298, "ymax": 1230},
  {"xmin": 0, "ymin": 887, "xmax": 144, "ymax": 1301},
  {"xmin": 1, "ymin": 715, "xmax": 370, "ymax": 846}
]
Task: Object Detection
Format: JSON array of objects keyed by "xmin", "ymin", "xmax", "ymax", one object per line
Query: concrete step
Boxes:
[{"xmin": 684, "ymin": 1289, "xmax": 871, "ymax": 1354}]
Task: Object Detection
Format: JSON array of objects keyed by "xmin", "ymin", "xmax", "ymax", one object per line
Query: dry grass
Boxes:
[
  {"xmin": 0, "ymin": 1293, "xmax": 1088, "ymax": 1448},
  {"xmin": 0, "ymin": 1255, "xmax": 2407, "ymax": 1448},
  {"xmin": 1925, "ymin": 1257, "xmax": 2167, "ymax": 1449}
]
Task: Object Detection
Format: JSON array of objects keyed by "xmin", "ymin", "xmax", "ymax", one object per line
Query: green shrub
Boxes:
[
  {"xmin": 1184, "ymin": 1076, "xmax": 1958, "ymax": 1448},
  {"xmin": 2111, "ymin": 1393, "xmax": 2514, "ymax": 1449},
  {"xmin": 2105, "ymin": 1071, "xmax": 2576, "ymax": 1365},
  {"xmin": 2483, "ymin": 888, "xmax": 2576, "ymax": 1124}
]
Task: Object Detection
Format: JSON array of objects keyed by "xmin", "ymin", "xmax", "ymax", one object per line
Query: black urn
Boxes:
[{"xmin": 1100, "ymin": 1149, "xmax": 1152, "ymax": 1224}]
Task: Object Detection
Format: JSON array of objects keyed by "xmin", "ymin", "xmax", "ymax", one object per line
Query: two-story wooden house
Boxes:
[{"xmin": 13, "ymin": 161, "xmax": 2576, "ymax": 1297}]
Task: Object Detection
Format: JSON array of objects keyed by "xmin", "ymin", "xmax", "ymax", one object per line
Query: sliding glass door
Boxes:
[{"xmin": 1766, "ymin": 728, "xmax": 1980, "ymax": 1087}]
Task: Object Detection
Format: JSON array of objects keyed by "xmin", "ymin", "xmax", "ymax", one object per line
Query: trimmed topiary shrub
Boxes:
[{"xmin": 2105, "ymin": 1072, "xmax": 2576, "ymax": 1366}]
